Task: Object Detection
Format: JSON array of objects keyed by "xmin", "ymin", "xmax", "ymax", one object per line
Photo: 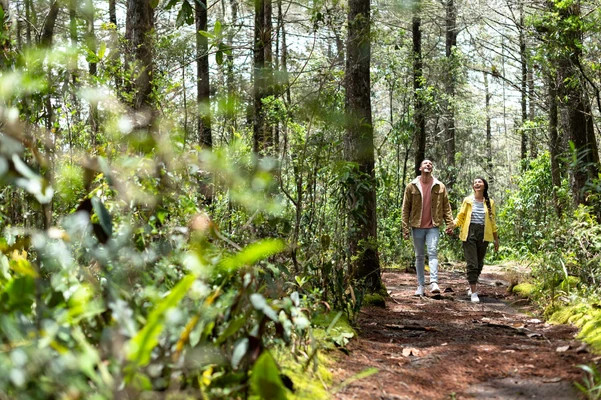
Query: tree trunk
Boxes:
[
  {"xmin": 41, "ymin": 1, "xmax": 60, "ymax": 48},
  {"xmin": 125, "ymin": 0, "xmax": 155, "ymax": 114},
  {"xmin": 109, "ymin": 0, "xmax": 117, "ymax": 25},
  {"xmin": 443, "ymin": 0, "xmax": 457, "ymax": 188},
  {"xmin": 253, "ymin": 0, "xmax": 274, "ymax": 154},
  {"xmin": 0, "ymin": 0, "xmax": 10, "ymax": 69},
  {"xmin": 225, "ymin": 0, "xmax": 238, "ymax": 135},
  {"xmin": 519, "ymin": 2, "xmax": 528, "ymax": 166},
  {"xmin": 196, "ymin": 0, "xmax": 212, "ymax": 148},
  {"xmin": 528, "ymin": 62, "xmax": 537, "ymax": 158},
  {"xmin": 84, "ymin": 0, "xmax": 99, "ymax": 145},
  {"xmin": 554, "ymin": 1, "xmax": 599, "ymax": 207},
  {"xmin": 39, "ymin": 1, "xmax": 61, "ymax": 230},
  {"xmin": 345, "ymin": 0, "xmax": 382, "ymax": 292},
  {"xmin": 484, "ymin": 71, "xmax": 493, "ymax": 182},
  {"xmin": 412, "ymin": 12, "xmax": 425, "ymax": 177},
  {"xmin": 25, "ymin": 0, "xmax": 31, "ymax": 45},
  {"xmin": 547, "ymin": 71, "xmax": 561, "ymax": 217}
]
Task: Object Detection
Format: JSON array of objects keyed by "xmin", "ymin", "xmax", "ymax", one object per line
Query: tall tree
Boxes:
[
  {"xmin": 109, "ymin": 0, "xmax": 117, "ymax": 25},
  {"xmin": 443, "ymin": 0, "xmax": 457, "ymax": 188},
  {"xmin": 125, "ymin": 0, "xmax": 155, "ymax": 115},
  {"xmin": 196, "ymin": 0, "xmax": 212, "ymax": 148},
  {"xmin": 518, "ymin": 1, "xmax": 528, "ymax": 166},
  {"xmin": 0, "ymin": 0, "xmax": 10, "ymax": 69},
  {"xmin": 83, "ymin": 0, "xmax": 99, "ymax": 144},
  {"xmin": 547, "ymin": 70, "xmax": 561, "ymax": 216},
  {"xmin": 552, "ymin": 0, "xmax": 599, "ymax": 207},
  {"xmin": 253, "ymin": 0, "xmax": 274, "ymax": 154},
  {"xmin": 412, "ymin": 8, "xmax": 425, "ymax": 176},
  {"xmin": 484, "ymin": 71, "xmax": 493, "ymax": 182},
  {"xmin": 345, "ymin": 0, "xmax": 382, "ymax": 291},
  {"xmin": 39, "ymin": 0, "xmax": 61, "ymax": 230},
  {"xmin": 225, "ymin": 0, "xmax": 239, "ymax": 134}
]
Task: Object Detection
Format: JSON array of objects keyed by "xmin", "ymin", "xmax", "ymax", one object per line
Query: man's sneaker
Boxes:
[
  {"xmin": 471, "ymin": 292, "xmax": 480, "ymax": 303},
  {"xmin": 414, "ymin": 285, "xmax": 425, "ymax": 296},
  {"xmin": 430, "ymin": 282, "xmax": 441, "ymax": 294}
]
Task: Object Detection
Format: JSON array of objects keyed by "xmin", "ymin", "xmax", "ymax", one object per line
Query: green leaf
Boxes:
[
  {"xmin": 97, "ymin": 41, "xmax": 107, "ymax": 60},
  {"xmin": 214, "ymin": 20, "xmax": 222, "ymax": 36},
  {"xmin": 250, "ymin": 351, "xmax": 288, "ymax": 400},
  {"xmin": 220, "ymin": 239, "xmax": 285, "ymax": 272},
  {"xmin": 176, "ymin": 0, "xmax": 194, "ymax": 27},
  {"xmin": 150, "ymin": 0, "xmax": 160, "ymax": 8},
  {"xmin": 216, "ymin": 315, "xmax": 246, "ymax": 345},
  {"xmin": 128, "ymin": 274, "xmax": 196, "ymax": 367},
  {"xmin": 198, "ymin": 30, "xmax": 215, "ymax": 39},
  {"xmin": 91, "ymin": 197, "xmax": 112, "ymax": 239},
  {"xmin": 2, "ymin": 276, "xmax": 35, "ymax": 313},
  {"xmin": 231, "ymin": 338, "xmax": 249, "ymax": 369},
  {"xmin": 334, "ymin": 367, "xmax": 379, "ymax": 392},
  {"xmin": 164, "ymin": 0, "xmax": 180, "ymax": 9},
  {"xmin": 216, "ymin": 50, "xmax": 223, "ymax": 65},
  {"xmin": 250, "ymin": 293, "xmax": 278, "ymax": 321}
]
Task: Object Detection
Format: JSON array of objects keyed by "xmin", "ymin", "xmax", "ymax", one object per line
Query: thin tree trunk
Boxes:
[
  {"xmin": 225, "ymin": 0, "xmax": 238, "ymax": 135},
  {"xmin": 0, "ymin": 0, "xmax": 10, "ymax": 68},
  {"xmin": 109, "ymin": 0, "xmax": 116, "ymax": 25},
  {"xmin": 519, "ymin": 2, "xmax": 528, "ymax": 166},
  {"xmin": 484, "ymin": 71, "xmax": 493, "ymax": 182},
  {"xmin": 196, "ymin": 0, "xmax": 212, "ymax": 148},
  {"xmin": 444, "ymin": 0, "xmax": 457, "ymax": 188},
  {"xmin": 528, "ymin": 62, "xmax": 537, "ymax": 158},
  {"xmin": 25, "ymin": 0, "xmax": 31, "ymax": 45},
  {"xmin": 412, "ymin": 12, "xmax": 425, "ymax": 177},
  {"xmin": 39, "ymin": 1, "xmax": 61, "ymax": 230},
  {"xmin": 84, "ymin": 0, "xmax": 99, "ymax": 145},
  {"xmin": 345, "ymin": 0, "xmax": 382, "ymax": 292},
  {"xmin": 548, "ymin": 71, "xmax": 561, "ymax": 216},
  {"xmin": 253, "ymin": 0, "xmax": 274, "ymax": 154}
]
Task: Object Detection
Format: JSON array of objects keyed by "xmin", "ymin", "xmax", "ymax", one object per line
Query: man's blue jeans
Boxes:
[{"xmin": 411, "ymin": 227, "xmax": 440, "ymax": 286}]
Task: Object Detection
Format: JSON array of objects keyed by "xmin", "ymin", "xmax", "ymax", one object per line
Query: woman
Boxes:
[{"xmin": 454, "ymin": 177, "xmax": 499, "ymax": 303}]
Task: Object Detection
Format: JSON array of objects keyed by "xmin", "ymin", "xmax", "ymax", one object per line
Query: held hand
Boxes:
[
  {"xmin": 445, "ymin": 226, "xmax": 454, "ymax": 235},
  {"xmin": 494, "ymin": 238, "xmax": 500, "ymax": 252},
  {"xmin": 403, "ymin": 231, "xmax": 409, "ymax": 240}
]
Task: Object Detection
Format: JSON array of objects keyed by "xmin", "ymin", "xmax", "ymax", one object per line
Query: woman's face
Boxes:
[{"xmin": 473, "ymin": 179, "xmax": 485, "ymax": 193}]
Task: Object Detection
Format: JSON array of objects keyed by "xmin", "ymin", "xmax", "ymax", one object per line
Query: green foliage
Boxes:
[
  {"xmin": 250, "ymin": 351, "xmax": 290, "ymax": 400},
  {"xmin": 575, "ymin": 364, "xmax": 601, "ymax": 400},
  {"xmin": 512, "ymin": 282, "xmax": 536, "ymax": 298}
]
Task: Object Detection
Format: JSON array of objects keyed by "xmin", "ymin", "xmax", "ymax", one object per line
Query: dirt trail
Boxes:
[{"xmin": 333, "ymin": 267, "xmax": 596, "ymax": 400}]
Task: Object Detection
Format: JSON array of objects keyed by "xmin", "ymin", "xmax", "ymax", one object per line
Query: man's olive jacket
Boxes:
[{"xmin": 401, "ymin": 176, "xmax": 454, "ymax": 237}]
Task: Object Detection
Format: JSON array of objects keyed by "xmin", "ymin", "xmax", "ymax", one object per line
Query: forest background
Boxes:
[{"xmin": 0, "ymin": 0, "xmax": 600, "ymax": 398}]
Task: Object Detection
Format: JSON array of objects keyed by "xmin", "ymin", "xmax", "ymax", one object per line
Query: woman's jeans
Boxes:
[
  {"xmin": 463, "ymin": 223, "xmax": 489, "ymax": 284},
  {"xmin": 411, "ymin": 227, "xmax": 440, "ymax": 286}
]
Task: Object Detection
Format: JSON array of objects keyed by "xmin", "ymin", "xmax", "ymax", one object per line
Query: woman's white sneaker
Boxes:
[
  {"xmin": 430, "ymin": 282, "xmax": 440, "ymax": 294},
  {"xmin": 471, "ymin": 293, "xmax": 480, "ymax": 303},
  {"xmin": 415, "ymin": 285, "xmax": 425, "ymax": 296}
]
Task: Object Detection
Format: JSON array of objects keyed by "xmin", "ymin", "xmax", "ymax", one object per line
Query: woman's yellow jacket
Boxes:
[{"xmin": 453, "ymin": 196, "xmax": 498, "ymax": 242}]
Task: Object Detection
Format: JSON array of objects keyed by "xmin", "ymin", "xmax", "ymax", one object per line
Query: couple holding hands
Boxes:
[{"xmin": 402, "ymin": 159, "xmax": 500, "ymax": 303}]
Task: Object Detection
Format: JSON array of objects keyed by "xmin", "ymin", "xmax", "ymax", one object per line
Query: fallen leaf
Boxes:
[
  {"xmin": 402, "ymin": 347, "xmax": 420, "ymax": 357},
  {"xmin": 556, "ymin": 345, "xmax": 570, "ymax": 352},
  {"xmin": 527, "ymin": 318, "xmax": 542, "ymax": 324}
]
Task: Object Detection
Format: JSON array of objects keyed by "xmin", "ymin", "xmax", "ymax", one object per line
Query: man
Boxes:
[{"xmin": 402, "ymin": 159, "xmax": 454, "ymax": 296}]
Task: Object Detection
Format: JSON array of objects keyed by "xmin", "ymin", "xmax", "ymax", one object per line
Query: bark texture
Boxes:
[{"xmin": 345, "ymin": 0, "xmax": 382, "ymax": 292}]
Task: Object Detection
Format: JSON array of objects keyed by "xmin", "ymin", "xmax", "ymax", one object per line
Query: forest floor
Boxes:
[{"xmin": 332, "ymin": 264, "xmax": 597, "ymax": 400}]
